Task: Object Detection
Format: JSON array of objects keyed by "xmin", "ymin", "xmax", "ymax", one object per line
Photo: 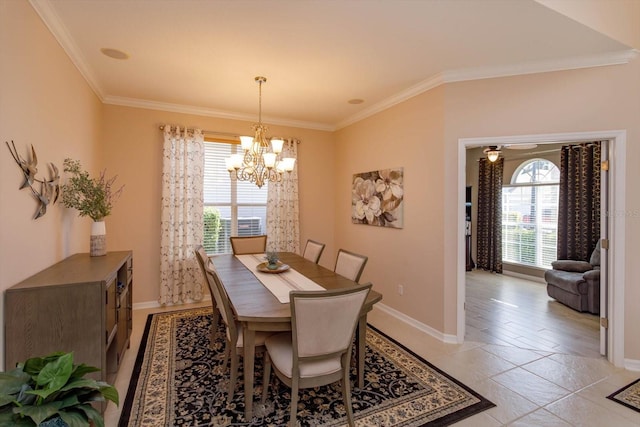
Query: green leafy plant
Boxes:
[
  {"xmin": 265, "ymin": 251, "xmax": 279, "ymax": 266},
  {"xmin": 61, "ymin": 159, "xmax": 124, "ymax": 222},
  {"xmin": 0, "ymin": 352, "xmax": 118, "ymax": 427}
]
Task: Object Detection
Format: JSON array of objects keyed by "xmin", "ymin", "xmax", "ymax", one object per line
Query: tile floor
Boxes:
[{"xmin": 106, "ymin": 302, "xmax": 640, "ymax": 426}]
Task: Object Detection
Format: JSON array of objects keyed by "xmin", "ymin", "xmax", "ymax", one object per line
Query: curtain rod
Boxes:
[
  {"xmin": 158, "ymin": 125, "xmax": 239, "ymax": 138},
  {"xmin": 158, "ymin": 125, "xmax": 301, "ymax": 143}
]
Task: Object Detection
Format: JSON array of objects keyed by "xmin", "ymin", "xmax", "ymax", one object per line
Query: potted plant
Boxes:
[
  {"xmin": 265, "ymin": 251, "xmax": 280, "ymax": 270},
  {"xmin": 61, "ymin": 159, "xmax": 124, "ymax": 256},
  {"xmin": 0, "ymin": 351, "xmax": 118, "ymax": 427}
]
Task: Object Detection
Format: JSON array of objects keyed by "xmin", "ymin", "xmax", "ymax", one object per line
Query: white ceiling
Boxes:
[{"xmin": 31, "ymin": 0, "xmax": 633, "ymax": 131}]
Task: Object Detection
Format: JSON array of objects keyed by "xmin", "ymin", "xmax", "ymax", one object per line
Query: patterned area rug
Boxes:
[
  {"xmin": 607, "ymin": 378, "xmax": 640, "ymax": 413},
  {"xmin": 119, "ymin": 308, "xmax": 494, "ymax": 426}
]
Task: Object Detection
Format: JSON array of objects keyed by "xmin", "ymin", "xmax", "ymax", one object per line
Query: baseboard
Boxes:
[
  {"xmin": 373, "ymin": 303, "xmax": 459, "ymax": 344},
  {"xmin": 133, "ymin": 295, "xmax": 211, "ymax": 311},
  {"xmin": 133, "ymin": 301, "xmax": 160, "ymax": 310},
  {"xmin": 624, "ymin": 358, "xmax": 640, "ymax": 372}
]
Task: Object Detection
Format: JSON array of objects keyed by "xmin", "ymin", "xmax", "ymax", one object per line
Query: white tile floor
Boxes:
[{"xmin": 105, "ymin": 302, "xmax": 640, "ymax": 426}]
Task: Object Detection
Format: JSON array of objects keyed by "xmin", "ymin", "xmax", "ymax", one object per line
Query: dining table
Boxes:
[{"xmin": 211, "ymin": 251, "xmax": 383, "ymax": 420}]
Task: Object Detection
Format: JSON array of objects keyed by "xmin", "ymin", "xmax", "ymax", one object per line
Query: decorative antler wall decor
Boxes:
[{"xmin": 6, "ymin": 141, "xmax": 60, "ymax": 219}]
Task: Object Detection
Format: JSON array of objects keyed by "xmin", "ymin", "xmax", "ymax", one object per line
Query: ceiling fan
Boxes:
[{"xmin": 483, "ymin": 145, "xmax": 501, "ymax": 162}]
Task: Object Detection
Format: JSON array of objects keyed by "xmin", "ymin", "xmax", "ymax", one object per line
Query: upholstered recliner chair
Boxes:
[{"xmin": 544, "ymin": 241, "xmax": 600, "ymax": 314}]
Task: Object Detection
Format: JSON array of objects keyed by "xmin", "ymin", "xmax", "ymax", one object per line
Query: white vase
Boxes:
[{"xmin": 90, "ymin": 220, "xmax": 107, "ymax": 256}]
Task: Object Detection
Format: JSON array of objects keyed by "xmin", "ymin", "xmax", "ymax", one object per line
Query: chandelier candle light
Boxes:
[{"xmin": 225, "ymin": 76, "xmax": 295, "ymax": 188}]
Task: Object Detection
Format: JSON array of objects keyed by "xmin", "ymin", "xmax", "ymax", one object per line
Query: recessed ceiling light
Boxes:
[
  {"xmin": 348, "ymin": 99, "xmax": 364, "ymax": 105},
  {"xmin": 100, "ymin": 48, "xmax": 129, "ymax": 60}
]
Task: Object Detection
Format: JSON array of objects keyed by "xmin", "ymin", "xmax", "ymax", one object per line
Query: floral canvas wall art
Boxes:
[{"xmin": 352, "ymin": 167, "xmax": 404, "ymax": 228}]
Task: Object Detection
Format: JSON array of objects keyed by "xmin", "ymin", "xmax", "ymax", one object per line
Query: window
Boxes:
[
  {"xmin": 502, "ymin": 159, "xmax": 559, "ymax": 269},
  {"xmin": 203, "ymin": 141, "xmax": 268, "ymax": 254}
]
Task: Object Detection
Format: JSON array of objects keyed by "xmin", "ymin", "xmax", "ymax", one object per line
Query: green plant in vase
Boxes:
[
  {"xmin": 60, "ymin": 159, "xmax": 123, "ymax": 222},
  {"xmin": 61, "ymin": 159, "xmax": 124, "ymax": 256},
  {"xmin": 265, "ymin": 251, "xmax": 280, "ymax": 270},
  {"xmin": 0, "ymin": 351, "xmax": 118, "ymax": 427}
]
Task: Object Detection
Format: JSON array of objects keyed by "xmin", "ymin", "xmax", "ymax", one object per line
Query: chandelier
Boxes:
[{"xmin": 225, "ymin": 76, "xmax": 296, "ymax": 188}]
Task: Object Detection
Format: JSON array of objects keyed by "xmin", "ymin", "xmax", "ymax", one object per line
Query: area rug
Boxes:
[
  {"xmin": 119, "ymin": 308, "xmax": 494, "ymax": 426},
  {"xmin": 607, "ymin": 378, "xmax": 640, "ymax": 413}
]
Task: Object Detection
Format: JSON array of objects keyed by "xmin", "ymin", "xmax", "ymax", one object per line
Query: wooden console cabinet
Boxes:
[{"xmin": 4, "ymin": 251, "xmax": 133, "ymax": 388}]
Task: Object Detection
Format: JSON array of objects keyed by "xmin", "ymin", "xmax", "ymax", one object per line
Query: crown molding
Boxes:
[
  {"xmin": 103, "ymin": 96, "xmax": 335, "ymax": 132},
  {"xmin": 29, "ymin": 0, "xmax": 638, "ymax": 133},
  {"xmin": 29, "ymin": 0, "xmax": 105, "ymax": 101},
  {"xmin": 442, "ymin": 49, "xmax": 638, "ymax": 83},
  {"xmin": 337, "ymin": 49, "xmax": 637, "ymax": 130},
  {"xmin": 335, "ymin": 73, "xmax": 445, "ymax": 130}
]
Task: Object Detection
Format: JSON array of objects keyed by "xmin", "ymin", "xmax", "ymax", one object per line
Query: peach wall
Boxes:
[
  {"xmin": 443, "ymin": 58, "xmax": 640, "ymax": 357},
  {"xmin": 334, "ymin": 56, "xmax": 639, "ymax": 359},
  {"xmin": 0, "ymin": 2, "xmax": 103, "ymax": 369},
  {"xmin": 101, "ymin": 105, "xmax": 335, "ymax": 305},
  {"xmin": 335, "ymin": 87, "xmax": 447, "ymax": 331}
]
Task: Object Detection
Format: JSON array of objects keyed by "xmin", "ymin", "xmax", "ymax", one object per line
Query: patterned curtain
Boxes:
[
  {"xmin": 266, "ymin": 139, "xmax": 300, "ymax": 253},
  {"xmin": 557, "ymin": 142, "xmax": 601, "ymax": 260},
  {"xmin": 476, "ymin": 158, "xmax": 503, "ymax": 273},
  {"xmin": 160, "ymin": 126, "xmax": 205, "ymax": 305}
]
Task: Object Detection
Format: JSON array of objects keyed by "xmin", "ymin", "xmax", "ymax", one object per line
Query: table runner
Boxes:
[{"xmin": 235, "ymin": 254, "xmax": 324, "ymax": 303}]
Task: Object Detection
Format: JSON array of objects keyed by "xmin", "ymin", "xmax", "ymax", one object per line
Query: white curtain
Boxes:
[
  {"xmin": 267, "ymin": 139, "xmax": 300, "ymax": 253},
  {"xmin": 160, "ymin": 125, "xmax": 205, "ymax": 305}
]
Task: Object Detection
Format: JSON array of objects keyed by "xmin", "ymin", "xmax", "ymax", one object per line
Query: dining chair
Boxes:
[
  {"xmin": 230, "ymin": 235, "xmax": 267, "ymax": 255},
  {"xmin": 302, "ymin": 239, "xmax": 325, "ymax": 264},
  {"xmin": 334, "ymin": 249, "xmax": 368, "ymax": 283},
  {"xmin": 194, "ymin": 245, "xmax": 220, "ymax": 346},
  {"xmin": 261, "ymin": 283, "xmax": 372, "ymax": 427},
  {"xmin": 202, "ymin": 262, "xmax": 274, "ymax": 403}
]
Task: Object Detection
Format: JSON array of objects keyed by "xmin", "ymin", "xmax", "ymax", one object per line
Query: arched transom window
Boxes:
[{"xmin": 512, "ymin": 158, "xmax": 560, "ymax": 184}]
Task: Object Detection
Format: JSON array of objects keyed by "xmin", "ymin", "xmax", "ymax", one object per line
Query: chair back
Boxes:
[
  {"xmin": 334, "ymin": 249, "xmax": 368, "ymax": 283},
  {"xmin": 290, "ymin": 283, "xmax": 372, "ymax": 359},
  {"xmin": 302, "ymin": 239, "xmax": 325, "ymax": 264},
  {"xmin": 203, "ymin": 263, "xmax": 238, "ymax": 341},
  {"xmin": 195, "ymin": 245, "xmax": 215, "ymax": 301},
  {"xmin": 230, "ymin": 235, "xmax": 267, "ymax": 255}
]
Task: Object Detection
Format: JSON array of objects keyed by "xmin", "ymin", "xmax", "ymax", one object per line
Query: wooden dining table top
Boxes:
[{"xmin": 211, "ymin": 251, "xmax": 382, "ymax": 322}]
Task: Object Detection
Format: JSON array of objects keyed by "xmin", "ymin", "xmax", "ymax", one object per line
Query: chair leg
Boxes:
[
  {"xmin": 342, "ymin": 367, "xmax": 355, "ymax": 427},
  {"xmin": 222, "ymin": 340, "xmax": 230, "ymax": 368},
  {"xmin": 228, "ymin": 346, "xmax": 239, "ymax": 404},
  {"xmin": 210, "ymin": 308, "xmax": 220, "ymax": 349},
  {"xmin": 261, "ymin": 352, "xmax": 271, "ymax": 403},
  {"xmin": 289, "ymin": 378, "xmax": 299, "ymax": 427},
  {"xmin": 340, "ymin": 352, "xmax": 356, "ymax": 426}
]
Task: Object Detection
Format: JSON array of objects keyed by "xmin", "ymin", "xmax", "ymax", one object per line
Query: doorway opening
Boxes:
[{"xmin": 457, "ymin": 131, "xmax": 627, "ymax": 367}]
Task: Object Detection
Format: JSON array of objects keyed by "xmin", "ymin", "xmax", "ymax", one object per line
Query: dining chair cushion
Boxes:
[
  {"xmin": 234, "ymin": 323, "xmax": 272, "ymax": 348},
  {"xmin": 265, "ymin": 333, "xmax": 342, "ymax": 378}
]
